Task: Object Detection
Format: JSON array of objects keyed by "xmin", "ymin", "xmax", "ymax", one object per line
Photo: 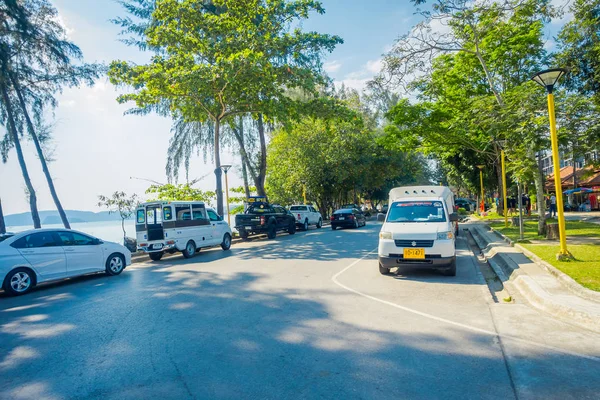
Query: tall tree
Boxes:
[
  {"xmin": 1, "ymin": 0, "xmax": 101, "ymax": 228},
  {"xmin": 556, "ymin": 0, "xmax": 600, "ymax": 103},
  {"xmin": 109, "ymin": 0, "xmax": 342, "ymax": 215},
  {"xmin": 0, "ymin": 197, "xmax": 6, "ymax": 234},
  {"xmin": 376, "ymin": 0, "xmax": 554, "ymax": 220}
]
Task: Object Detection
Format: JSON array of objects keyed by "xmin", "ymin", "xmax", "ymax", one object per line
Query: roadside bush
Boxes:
[{"xmin": 458, "ymin": 207, "xmax": 467, "ymax": 216}]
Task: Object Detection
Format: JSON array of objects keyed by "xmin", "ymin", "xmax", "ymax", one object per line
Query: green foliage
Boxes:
[
  {"xmin": 98, "ymin": 191, "xmax": 139, "ymax": 238},
  {"xmin": 98, "ymin": 191, "xmax": 139, "ymax": 218},
  {"xmin": 110, "ymin": 0, "xmax": 343, "ymax": 213},
  {"xmin": 145, "ymin": 184, "xmax": 216, "ymax": 205},
  {"xmin": 457, "ymin": 207, "xmax": 467, "ymax": 216},
  {"xmin": 378, "ymin": 0, "xmax": 554, "ymax": 196},
  {"xmin": 556, "ymin": 0, "xmax": 600, "ymax": 102},
  {"xmin": 266, "ymin": 95, "xmax": 431, "ymax": 215}
]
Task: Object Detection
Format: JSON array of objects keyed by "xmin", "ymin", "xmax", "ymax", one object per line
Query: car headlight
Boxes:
[
  {"xmin": 379, "ymin": 231, "xmax": 392, "ymax": 239},
  {"xmin": 437, "ymin": 231, "xmax": 454, "ymax": 240}
]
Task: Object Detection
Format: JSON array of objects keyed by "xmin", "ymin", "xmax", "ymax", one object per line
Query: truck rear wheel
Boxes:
[
  {"xmin": 267, "ymin": 224, "xmax": 277, "ymax": 239},
  {"xmin": 239, "ymin": 230, "xmax": 249, "ymax": 240},
  {"xmin": 149, "ymin": 252, "xmax": 163, "ymax": 261}
]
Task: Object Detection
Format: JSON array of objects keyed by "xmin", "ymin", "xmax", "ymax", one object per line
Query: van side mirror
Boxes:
[
  {"xmin": 377, "ymin": 213, "xmax": 385, "ymax": 222},
  {"xmin": 449, "ymin": 213, "xmax": 459, "ymax": 222}
]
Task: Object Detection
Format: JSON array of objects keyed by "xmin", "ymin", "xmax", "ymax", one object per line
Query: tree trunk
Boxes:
[
  {"xmin": 241, "ymin": 152, "xmax": 250, "ymax": 198},
  {"xmin": 495, "ymin": 157, "xmax": 505, "ymax": 216},
  {"xmin": 536, "ymin": 152, "xmax": 547, "ymax": 236},
  {"xmin": 0, "ymin": 80, "xmax": 41, "ymax": 228},
  {"xmin": 121, "ymin": 217, "xmax": 126, "ymax": 242},
  {"xmin": 255, "ymin": 114, "xmax": 267, "ymax": 197},
  {"xmin": 0, "ymin": 198, "xmax": 6, "ymax": 234},
  {"xmin": 237, "ymin": 118, "xmax": 251, "ymax": 198},
  {"xmin": 9, "ymin": 70, "xmax": 70, "ymax": 228},
  {"xmin": 231, "ymin": 120, "xmax": 260, "ymax": 196},
  {"xmin": 214, "ymin": 118, "xmax": 224, "ymax": 215}
]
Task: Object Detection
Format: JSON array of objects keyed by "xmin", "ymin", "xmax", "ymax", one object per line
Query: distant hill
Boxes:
[{"xmin": 5, "ymin": 210, "xmax": 133, "ymax": 227}]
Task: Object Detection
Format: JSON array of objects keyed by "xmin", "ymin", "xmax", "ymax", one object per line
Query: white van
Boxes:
[
  {"xmin": 135, "ymin": 201, "xmax": 232, "ymax": 261},
  {"xmin": 377, "ymin": 186, "xmax": 458, "ymax": 276}
]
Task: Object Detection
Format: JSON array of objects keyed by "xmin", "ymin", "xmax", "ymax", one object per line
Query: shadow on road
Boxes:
[{"xmin": 0, "ymin": 225, "xmax": 598, "ymax": 399}]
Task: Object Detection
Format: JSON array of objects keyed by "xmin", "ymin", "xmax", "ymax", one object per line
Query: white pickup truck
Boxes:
[{"xmin": 289, "ymin": 205, "xmax": 322, "ymax": 230}]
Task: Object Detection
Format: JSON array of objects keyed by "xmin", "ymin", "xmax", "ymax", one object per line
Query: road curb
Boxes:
[
  {"xmin": 488, "ymin": 226, "xmax": 600, "ymax": 304},
  {"xmin": 470, "ymin": 224, "xmax": 600, "ymax": 333}
]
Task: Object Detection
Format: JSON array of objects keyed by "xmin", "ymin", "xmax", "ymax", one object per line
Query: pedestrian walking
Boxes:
[{"xmin": 550, "ymin": 193, "xmax": 557, "ymax": 218}]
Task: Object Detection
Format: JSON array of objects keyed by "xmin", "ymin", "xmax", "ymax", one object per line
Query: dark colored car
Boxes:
[
  {"xmin": 235, "ymin": 202, "xmax": 296, "ymax": 240},
  {"xmin": 455, "ymin": 198, "xmax": 472, "ymax": 211},
  {"xmin": 330, "ymin": 208, "xmax": 367, "ymax": 230}
]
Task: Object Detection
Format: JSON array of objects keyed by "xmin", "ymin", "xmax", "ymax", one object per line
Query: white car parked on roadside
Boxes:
[
  {"xmin": 289, "ymin": 205, "xmax": 322, "ymax": 230},
  {"xmin": 135, "ymin": 201, "xmax": 232, "ymax": 260},
  {"xmin": 0, "ymin": 229, "xmax": 132, "ymax": 296}
]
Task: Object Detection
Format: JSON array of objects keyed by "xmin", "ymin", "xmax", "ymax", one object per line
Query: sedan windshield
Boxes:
[{"xmin": 387, "ymin": 201, "xmax": 446, "ymax": 223}]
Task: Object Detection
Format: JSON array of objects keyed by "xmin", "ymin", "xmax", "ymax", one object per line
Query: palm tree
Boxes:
[
  {"xmin": 1, "ymin": 0, "xmax": 100, "ymax": 228},
  {"xmin": 0, "ymin": 197, "xmax": 7, "ymax": 234}
]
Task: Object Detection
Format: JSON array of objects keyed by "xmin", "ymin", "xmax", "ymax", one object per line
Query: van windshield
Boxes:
[{"xmin": 387, "ymin": 201, "xmax": 446, "ymax": 223}]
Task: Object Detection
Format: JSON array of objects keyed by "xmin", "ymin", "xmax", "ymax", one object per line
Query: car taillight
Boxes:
[
  {"xmin": 330, "ymin": 216, "xmax": 334, "ymax": 221},
  {"xmin": 139, "ymin": 243, "xmax": 147, "ymax": 247},
  {"xmin": 166, "ymin": 240, "xmax": 175, "ymax": 245},
  {"xmin": 349, "ymin": 215, "xmax": 355, "ymax": 220},
  {"xmin": 260, "ymin": 216, "xmax": 265, "ymax": 225},
  {"xmin": 297, "ymin": 214, "xmax": 301, "ymax": 220}
]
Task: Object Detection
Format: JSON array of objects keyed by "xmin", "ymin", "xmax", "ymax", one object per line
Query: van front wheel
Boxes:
[
  {"xmin": 442, "ymin": 259, "xmax": 457, "ymax": 276},
  {"xmin": 379, "ymin": 263, "xmax": 390, "ymax": 275}
]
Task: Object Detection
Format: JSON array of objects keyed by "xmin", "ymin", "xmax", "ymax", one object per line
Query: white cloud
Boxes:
[
  {"xmin": 324, "ymin": 60, "xmax": 342, "ymax": 73},
  {"xmin": 366, "ymin": 59, "xmax": 383, "ymax": 74},
  {"xmin": 53, "ymin": 11, "xmax": 75, "ymax": 39},
  {"xmin": 544, "ymin": 39, "xmax": 556, "ymax": 51},
  {"xmin": 334, "ymin": 78, "xmax": 369, "ymax": 91}
]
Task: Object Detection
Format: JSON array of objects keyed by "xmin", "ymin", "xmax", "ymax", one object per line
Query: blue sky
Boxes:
[{"xmin": 1, "ymin": 0, "xmax": 571, "ymax": 216}]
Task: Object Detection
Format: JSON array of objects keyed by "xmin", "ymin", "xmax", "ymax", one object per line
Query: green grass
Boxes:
[
  {"xmin": 521, "ymin": 244, "xmax": 600, "ymax": 292},
  {"xmin": 489, "ymin": 220, "xmax": 600, "ymax": 242}
]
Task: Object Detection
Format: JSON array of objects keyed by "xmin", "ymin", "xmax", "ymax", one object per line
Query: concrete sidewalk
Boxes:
[{"xmin": 465, "ymin": 221, "xmax": 600, "ymax": 334}]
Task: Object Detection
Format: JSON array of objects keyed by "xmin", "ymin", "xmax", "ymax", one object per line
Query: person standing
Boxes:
[
  {"xmin": 525, "ymin": 194, "xmax": 532, "ymax": 217},
  {"xmin": 550, "ymin": 193, "xmax": 557, "ymax": 218}
]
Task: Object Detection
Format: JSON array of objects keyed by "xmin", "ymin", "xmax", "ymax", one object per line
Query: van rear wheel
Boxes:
[{"xmin": 182, "ymin": 240, "xmax": 196, "ymax": 258}]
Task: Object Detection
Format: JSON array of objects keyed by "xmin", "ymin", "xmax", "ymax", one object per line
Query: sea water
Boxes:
[{"xmin": 5, "ymin": 220, "xmax": 137, "ymax": 244}]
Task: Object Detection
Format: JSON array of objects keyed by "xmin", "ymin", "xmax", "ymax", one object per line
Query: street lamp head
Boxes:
[
  {"xmin": 220, "ymin": 164, "xmax": 232, "ymax": 173},
  {"xmin": 531, "ymin": 68, "xmax": 568, "ymax": 94}
]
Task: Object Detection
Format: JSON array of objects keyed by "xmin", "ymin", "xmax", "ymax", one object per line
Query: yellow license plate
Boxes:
[{"xmin": 403, "ymin": 248, "xmax": 425, "ymax": 259}]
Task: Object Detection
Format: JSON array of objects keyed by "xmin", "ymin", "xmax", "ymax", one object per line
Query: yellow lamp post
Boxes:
[
  {"xmin": 531, "ymin": 68, "xmax": 572, "ymax": 260},
  {"xmin": 501, "ymin": 150, "xmax": 508, "ymax": 228},
  {"xmin": 477, "ymin": 165, "xmax": 485, "ymax": 214},
  {"xmin": 220, "ymin": 164, "xmax": 232, "ymax": 225},
  {"xmin": 301, "ymin": 180, "xmax": 307, "ymax": 204}
]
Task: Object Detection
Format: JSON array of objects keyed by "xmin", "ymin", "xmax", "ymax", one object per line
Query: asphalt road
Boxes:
[{"xmin": 1, "ymin": 223, "xmax": 599, "ymax": 399}]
